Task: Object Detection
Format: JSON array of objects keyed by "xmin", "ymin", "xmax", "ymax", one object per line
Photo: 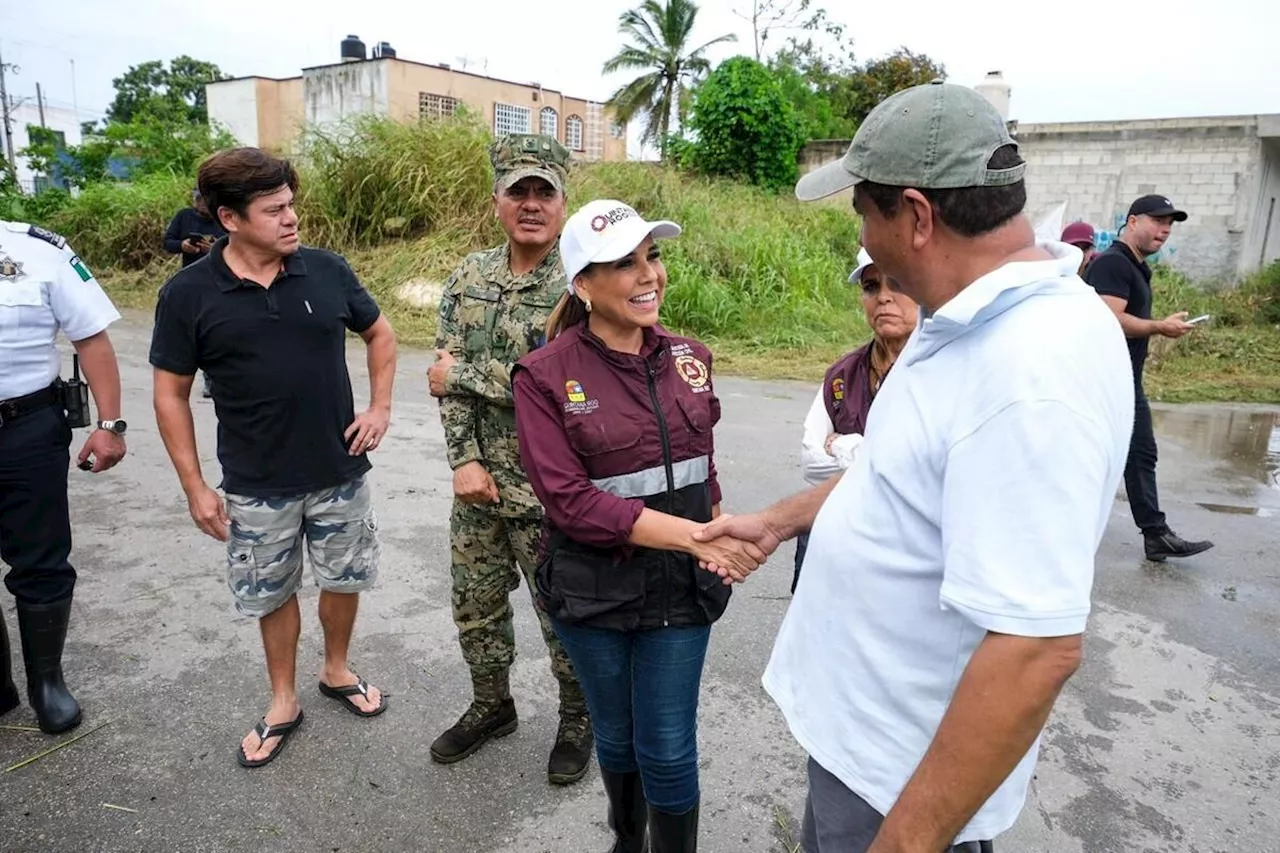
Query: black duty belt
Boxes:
[{"xmin": 0, "ymin": 383, "xmax": 61, "ymax": 428}]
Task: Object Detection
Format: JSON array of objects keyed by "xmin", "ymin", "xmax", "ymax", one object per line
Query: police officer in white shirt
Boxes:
[{"xmin": 0, "ymin": 220, "xmax": 127, "ymax": 734}]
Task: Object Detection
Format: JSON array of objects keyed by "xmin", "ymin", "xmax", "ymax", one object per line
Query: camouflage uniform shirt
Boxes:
[{"xmin": 436, "ymin": 244, "xmax": 565, "ymax": 516}]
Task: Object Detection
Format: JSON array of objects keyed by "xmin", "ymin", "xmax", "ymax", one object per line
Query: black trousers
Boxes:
[
  {"xmin": 792, "ymin": 532, "xmax": 809, "ymax": 594},
  {"xmin": 1125, "ymin": 390, "xmax": 1168, "ymax": 536},
  {"xmin": 0, "ymin": 404, "xmax": 76, "ymax": 605}
]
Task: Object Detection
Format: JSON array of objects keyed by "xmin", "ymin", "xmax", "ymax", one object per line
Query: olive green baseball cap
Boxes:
[
  {"xmin": 490, "ymin": 133, "xmax": 571, "ymax": 194},
  {"xmin": 795, "ymin": 80, "xmax": 1025, "ymax": 201}
]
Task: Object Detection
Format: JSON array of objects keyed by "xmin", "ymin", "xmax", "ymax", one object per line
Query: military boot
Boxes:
[
  {"xmin": 17, "ymin": 597, "xmax": 82, "ymax": 734},
  {"xmin": 430, "ymin": 670, "xmax": 518, "ymax": 764},
  {"xmin": 548, "ymin": 679, "xmax": 593, "ymax": 785},
  {"xmin": 1, "ymin": 608, "xmax": 20, "ymax": 716}
]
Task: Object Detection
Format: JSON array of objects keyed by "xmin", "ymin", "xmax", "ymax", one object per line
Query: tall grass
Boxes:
[
  {"xmin": 41, "ymin": 114, "xmax": 1280, "ymax": 398},
  {"xmin": 47, "ymin": 171, "xmax": 192, "ymax": 269},
  {"xmin": 296, "ymin": 114, "xmax": 499, "ymax": 250}
]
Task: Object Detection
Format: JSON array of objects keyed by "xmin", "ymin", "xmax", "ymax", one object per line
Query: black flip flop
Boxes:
[
  {"xmin": 236, "ymin": 710, "xmax": 304, "ymax": 768},
  {"xmin": 318, "ymin": 678, "xmax": 387, "ymax": 718}
]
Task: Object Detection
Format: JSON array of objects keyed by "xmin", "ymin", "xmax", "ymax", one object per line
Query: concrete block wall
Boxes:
[{"xmin": 1016, "ymin": 118, "xmax": 1264, "ymax": 281}]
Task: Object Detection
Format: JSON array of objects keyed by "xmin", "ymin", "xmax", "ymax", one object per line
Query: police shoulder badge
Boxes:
[
  {"xmin": 27, "ymin": 225, "xmax": 68, "ymax": 250},
  {"xmin": 675, "ymin": 354, "xmax": 709, "ymax": 389}
]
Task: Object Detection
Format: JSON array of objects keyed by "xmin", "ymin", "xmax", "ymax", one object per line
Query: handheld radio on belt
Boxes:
[{"xmin": 61, "ymin": 354, "xmax": 91, "ymax": 429}]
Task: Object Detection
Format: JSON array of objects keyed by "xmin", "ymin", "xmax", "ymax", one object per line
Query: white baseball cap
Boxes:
[
  {"xmin": 847, "ymin": 248, "xmax": 875, "ymax": 284},
  {"xmin": 560, "ymin": 199, "xmax": 682, "ymax": 293}
]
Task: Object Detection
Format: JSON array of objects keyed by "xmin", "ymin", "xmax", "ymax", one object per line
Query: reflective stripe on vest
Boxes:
[{"xmin": 590, "ymin": 455, "xmax": 709, "ymax": 500}]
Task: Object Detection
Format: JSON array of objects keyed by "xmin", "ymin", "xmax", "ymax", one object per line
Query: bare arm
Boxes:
[
  {"xmin": 359, "ymin": 315, "xmax": 397, "ymax": 412},
  {"xmin": 72, "ymin": 330, "xmax": 121, "ymax": 421},
  {"xmin": 1100, "ymin": 295, "xmax": 1160, "ymax": 339},
  {"xmin": 1100, "ymin": 295, "xmax": 1191, "ymax": 340},
  {"xmin": 869, "ymin": 633, "xmax": 1083, "ymax": 852},
  {"xmin": 153, "ymin": 368, "xmax": 202, "ymax": 493}
]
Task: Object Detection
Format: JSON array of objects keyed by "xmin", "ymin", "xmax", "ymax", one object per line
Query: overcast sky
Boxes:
[{"xmin": 3, "ymin": 0, "xmax": 1278, "ymax": 154}]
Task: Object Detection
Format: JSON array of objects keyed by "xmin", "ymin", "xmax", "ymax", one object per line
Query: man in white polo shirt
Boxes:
[{"xmin": 695, "ymin": 81, "xmax": 1135, "ymax": 851}]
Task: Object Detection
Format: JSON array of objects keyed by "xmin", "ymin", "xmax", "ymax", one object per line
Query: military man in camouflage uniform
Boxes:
[{"xmin": 427, "ymin": 134, "xmax": 592, "ymax": 785}]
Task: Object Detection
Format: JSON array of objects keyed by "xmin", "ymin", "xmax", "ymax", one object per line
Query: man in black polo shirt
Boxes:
[
  {"xmin": 150, "ymin": 147, "xmax": 399, "ymax": 767},
  {"xmin": 1084, "ymin": 194, "xmax": 1213, "ymax": 562}
]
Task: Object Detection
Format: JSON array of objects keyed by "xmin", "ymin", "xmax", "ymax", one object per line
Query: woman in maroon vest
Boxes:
[
  {"xmin": 793, "ymin": 247, "xmax": 919, "ymax": 592},
  {"xmin": 512, "ymin": 199, "xmax": 760, "ymax": 853}
]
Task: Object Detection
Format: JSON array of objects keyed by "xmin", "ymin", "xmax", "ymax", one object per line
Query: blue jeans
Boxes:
[{"xmin": 551, "ymin": 619, "xmax": 711, "ymax": 813}]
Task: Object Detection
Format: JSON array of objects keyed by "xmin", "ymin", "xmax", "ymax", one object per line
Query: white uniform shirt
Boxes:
[
  {"xmin": 763, "ymin": 242, "xmax": 1135, "ymax": 843},
  {"xmin": 0, "ymin": 222, "xmax": 121, "ymax": 400},
  {"xmin": 800, "ymin": 386, "xmax": 865, "ymax": 486}
]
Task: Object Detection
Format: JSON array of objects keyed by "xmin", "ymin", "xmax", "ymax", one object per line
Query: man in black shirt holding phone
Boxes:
[
  {"xmin": 1084, "ymin": 194, "xmax": 1213, "ymax": 562},
  {"xmin": 163, "ymin": 188, "xmax": 228, "ymax": 269}
]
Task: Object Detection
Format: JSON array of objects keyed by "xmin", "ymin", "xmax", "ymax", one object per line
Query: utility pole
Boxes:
[
  {"xmin": 36, "ymin": 82, "xmax": 46, "ymax": 127},
  {"xmin": 0, "ymin": 46, "xmax": 18, "ymax": 168}
]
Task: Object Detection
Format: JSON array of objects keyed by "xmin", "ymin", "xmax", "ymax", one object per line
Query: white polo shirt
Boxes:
[
  {"xmin": 762, "ymin": 242, "xmax": 1134, "ymax": 842},
  {"xmin": 0, "ymin": 221, "xmax": 120, "ymax": 400}
]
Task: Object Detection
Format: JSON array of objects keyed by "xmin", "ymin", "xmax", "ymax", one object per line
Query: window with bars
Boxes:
[
  {"xmin": 566, "ymin": 115, "xmax": 584, "ymax": 151},
  {"xmin": 419, "ymin": 93, "xmax": 458, "ymax": 120},
  {"xmin": 540, "ymin": 107, "xmax": 558, "ymax": 139},
  {"xmin": 494, "ymin": 102, "xmax": 532, "ymax": 137}
]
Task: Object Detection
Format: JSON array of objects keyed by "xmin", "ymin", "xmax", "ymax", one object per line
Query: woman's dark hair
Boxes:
[
  {"xmin": 197, "ymin": 147, "xmax": 300, "ymax": 221},
  {"xmin": 858, "ymin": 145, "xmax": 1027, "ymax": 237}
]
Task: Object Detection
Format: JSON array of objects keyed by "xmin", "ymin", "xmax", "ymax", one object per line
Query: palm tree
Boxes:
[{"xmin": 603, "ymin": 0, "xmax": 737, "ymax": 158}]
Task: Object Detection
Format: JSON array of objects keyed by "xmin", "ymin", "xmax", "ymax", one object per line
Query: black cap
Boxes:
[{"xmin": 1127, "ymin": 194, "xmax": 1188, "ymax": 222}]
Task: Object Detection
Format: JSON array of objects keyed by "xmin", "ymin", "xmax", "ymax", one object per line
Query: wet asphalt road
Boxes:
[{"xmin": 1, "ymin": 312, "xmax": 1277, "ymax": 853}]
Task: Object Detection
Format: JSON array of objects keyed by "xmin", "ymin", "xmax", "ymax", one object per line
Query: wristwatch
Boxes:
[{"xmin": 98, "ymin": 419, "xmax": 128, "ymax": 435}]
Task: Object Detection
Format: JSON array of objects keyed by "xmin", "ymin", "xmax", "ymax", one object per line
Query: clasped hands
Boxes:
[{"xmin": 690, "ymin": 513, "xmax": 784, "ymax": 586}]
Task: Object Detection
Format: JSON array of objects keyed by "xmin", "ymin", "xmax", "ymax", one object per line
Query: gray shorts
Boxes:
[
  {"xmin": 802, "ymin": 757, "xmax": 995, "ymax": 853},
  {"xmin": 225, "ymin": 476, "xmax": 380, "ymax": 618}
]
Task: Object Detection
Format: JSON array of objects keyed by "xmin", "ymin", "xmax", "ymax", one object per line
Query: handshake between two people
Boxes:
[{"xmin": 690, "ymin": 513, "xmax": 786, "ymax": 586}]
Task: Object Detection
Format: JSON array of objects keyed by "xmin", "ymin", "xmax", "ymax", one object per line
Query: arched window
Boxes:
[
  {"xmin": 566, "ymin": 115, "xmax": 584, "ymax": 151},
  {"xmin": 540, "ymin": 106, "xmax": 558, "ymax": 139}
]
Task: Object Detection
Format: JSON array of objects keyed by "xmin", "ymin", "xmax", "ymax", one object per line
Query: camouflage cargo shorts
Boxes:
[{"xmin": 224, "ymin": 476, "xmax": 380, "ymax": 618}]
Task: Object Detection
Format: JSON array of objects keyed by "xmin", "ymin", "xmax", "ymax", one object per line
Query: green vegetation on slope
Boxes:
[{"xmin": 40, "ymin": 114, "xmax": 1280, "ymax": 403}]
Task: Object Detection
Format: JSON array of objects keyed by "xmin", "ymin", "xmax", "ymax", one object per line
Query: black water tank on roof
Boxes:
[
  {"xmin": 341, "ymin": 35, "xmax": 366, "ymax": 62},
  {"xmin": 375, "ymin": 41, "xmax": 396, "ymax": 59}
]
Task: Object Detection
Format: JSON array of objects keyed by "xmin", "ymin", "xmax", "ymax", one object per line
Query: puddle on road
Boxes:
[
  {"xmin": 1152, "ymin": 407, "xmax": 1280, "ymax": 492},
  {"xmin": 1196, "ymin": 502, "xmax": 1276, "ymax": 518}
]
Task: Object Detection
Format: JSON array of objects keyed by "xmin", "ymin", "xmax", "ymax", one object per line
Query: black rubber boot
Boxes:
[
  {"xmin": 648, "ymin": 800, "xmax": 698, "ymax": 853},
  {"xmin": 1, "ymin": 608, "xmax": 20, "ymax": 716},
  {"xmin": 602, "ymin": 769, "xmax": 648, "ymax": 853},
  {"xmin": 16, "ymin": 597, "xmax": 82, "ymax": 734},
  {"xmin": 429, "ymin": 671, "xmax": 518, "ymax": 763}
]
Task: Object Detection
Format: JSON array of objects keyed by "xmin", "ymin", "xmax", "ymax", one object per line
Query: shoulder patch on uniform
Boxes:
[
  {"xmin": 69, "ymin": 255, "xmax": 94, "ymax": 282},
  {"xmin": 28, "ymin": 225, "xmax": 68, "ymax": 249}
]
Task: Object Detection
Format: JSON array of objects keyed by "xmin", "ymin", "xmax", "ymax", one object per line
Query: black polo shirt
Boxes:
[
  {"xmin": 149, "ymin": 239, "xmax": 381, "ymax": 497},
  {"xmin": 1083, "ymin": 241, "xmax": 1152, "ymax": 383}
]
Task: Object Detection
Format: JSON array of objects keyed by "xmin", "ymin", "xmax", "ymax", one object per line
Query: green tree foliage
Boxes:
[
  {"xmin": 845, "ymin": 48, "xmax": 947, "ymax": 124},
  {"xmin": 770, "ymin": 34, "xmax": 946, "ymax": 139},
  {"xmin": 105, "ymin": 55, "xmax": 228, "ymax": 125},
  {"xmin": 603, "ymin": 0, "xmax": 737, "ymax": 157},
  {"xmin": 684, "ymin": 57, "xmax": 805, "ymax": 191}
]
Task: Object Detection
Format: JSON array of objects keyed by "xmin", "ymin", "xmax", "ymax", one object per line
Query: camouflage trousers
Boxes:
[{"xmin": 449, "ymin": 499, "xmax": 584, "ymax": 714}]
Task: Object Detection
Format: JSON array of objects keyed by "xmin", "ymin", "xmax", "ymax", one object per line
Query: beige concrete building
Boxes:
[
  {"xmin": 207, "ymin": 37, "xmax": 627, "ymax": 162},
  {"xmin": 1012, "ymin": 115, "xmax": 1280, "ymax": 282}
]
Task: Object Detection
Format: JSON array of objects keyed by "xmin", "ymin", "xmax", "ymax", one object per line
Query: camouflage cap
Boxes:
[{"xmin": 490, "ymin": 133, "xmax": 571, "ymax": 195}]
